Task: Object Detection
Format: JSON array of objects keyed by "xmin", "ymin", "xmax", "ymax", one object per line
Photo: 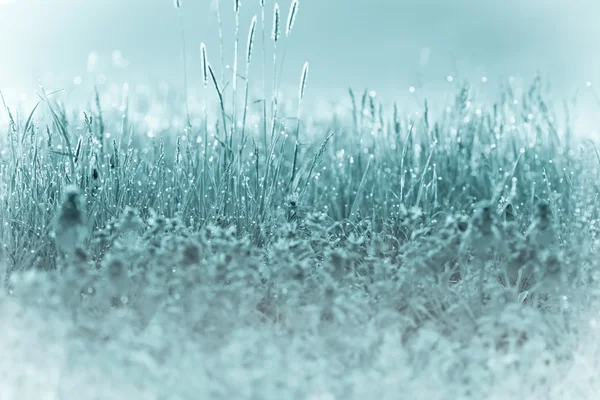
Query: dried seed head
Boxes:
[
  {"xmin": 234, "ymin": 0, "xmax": 240, "ymax": 13},
  {"xmin": 272, "ymin": 3, "xmax": 280, "ymax": 42},
  {"xmin": 299, "ymin": 61, "xmax": 309, "ymax": 101},
  {"xmin": 246, "ymin": 16, "xmax": 257, "ymax": 65},
  {"xmin": 54, "ymin": 185, "xmax": 87, "ymax": 255},
  {"xmin": 286, "ymin": 0, "xmax": 299, "ymax": 37},
  {"xmin": 259, "ymin": 0, "xmax": 264, "ymax": 7},
  {"xmin": 200, "ymin": 42, "xmax": 208, "ymax": 87},
  {"xmin": 174, "ymin": 0, "xmax": 181, "ymax": 9}
]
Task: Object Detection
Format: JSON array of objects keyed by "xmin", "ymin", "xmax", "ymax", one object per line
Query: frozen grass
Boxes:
[{"xmin": 2, "ymin": 1, "xmax": 600, "ymax": 399}]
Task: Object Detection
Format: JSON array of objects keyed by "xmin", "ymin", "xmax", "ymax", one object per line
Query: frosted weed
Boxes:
[
  {"xmin": 52, "ymin": 185, "xmax": 88, "ymax": 259},
  {"xmin": 460, "ymin": 201, "xmax": 505, "ymax": 263},
  {"xmin": 526, "ymin": 201, "xmax": 559, "ymax": 250}
]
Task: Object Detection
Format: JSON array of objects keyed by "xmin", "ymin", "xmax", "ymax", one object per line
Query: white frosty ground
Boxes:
[{"xmin": 2, "ymin": 284, "xmax": 600, "ymax": 400}]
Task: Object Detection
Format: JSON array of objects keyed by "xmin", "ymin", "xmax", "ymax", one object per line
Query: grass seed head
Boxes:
[
  {"xmin": 246, "ymin": 16, "xmax": 257, "ymax": 65},
  {"xmin": 286, "ymin": 0, "xmax": 299, "ymax": 37},
  {"xmin": 200, "ymin": 42, "xmax": 208, "ymax": 87},
  {"xmin": 272, "ymin": 3, "xmax": 280, "ymax": 42},
  {"xmin": 299, "ymin": 61, "xmax": 309, "ymax": 101}
]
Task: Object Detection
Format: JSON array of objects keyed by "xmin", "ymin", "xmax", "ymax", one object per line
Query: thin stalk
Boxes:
[
  {"xmin": 201, "ymin": 43, "xmax": 210, "ymax": 215},
  {"xmin": 231, "ymin": 1, "xmax": 240, "ymax": 150},
  {"xmin": 270, "ymin": 3, "xmax": 280, "ymax": 144},
  {"xmin": 176, "ymin": 7, "xmax": 191, "ymax": 127},
  {"xmin": 241, "ymin": 16, "xmax": 257, "ymax": 149},
  {"xmin": 260, "ymin": 0, "xmax": 268, "ymax": 150},
  {"xmin": 215, "ymin": 0, "xmax": 226, "ymax": 85}
]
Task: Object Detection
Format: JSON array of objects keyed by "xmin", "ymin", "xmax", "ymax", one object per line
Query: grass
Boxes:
[{"xmin": 2, "ymin": 1, "xmax": 600, "ymax": 399}]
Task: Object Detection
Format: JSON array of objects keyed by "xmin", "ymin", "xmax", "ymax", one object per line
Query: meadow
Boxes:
[{"xmin": 2, "ymin": 1, "xmax": 600, "ymax": 399}]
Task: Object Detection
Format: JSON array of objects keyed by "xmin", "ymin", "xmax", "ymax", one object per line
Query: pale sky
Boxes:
[{"xmin": 1, "ymin": 0, "xmax": 599, "ymax": 103}]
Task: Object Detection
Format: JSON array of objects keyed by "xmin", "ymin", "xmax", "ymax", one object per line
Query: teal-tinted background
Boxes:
[{"xmin": 1, "ymin": 0, "xmax": 599, "ymax": 116}]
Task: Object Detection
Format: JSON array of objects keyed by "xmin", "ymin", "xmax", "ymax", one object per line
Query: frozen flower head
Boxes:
[{"xmin": 53, "ymin": 185, "xmax": 87, "ymax": 256}]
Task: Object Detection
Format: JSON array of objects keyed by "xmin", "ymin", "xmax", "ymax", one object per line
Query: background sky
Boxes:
[{"xmin": 1, "ymin": 0, "xmax": 600, "ymax": 121}]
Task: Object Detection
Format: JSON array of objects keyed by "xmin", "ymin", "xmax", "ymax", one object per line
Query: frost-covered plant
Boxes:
[
  {"xmin": 53, "ymin": 185, "xmax": 87, "ymax": 258},
  {"xmin": 460, "ymin": 201, "xmax": 506, "ymax": 263}
]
